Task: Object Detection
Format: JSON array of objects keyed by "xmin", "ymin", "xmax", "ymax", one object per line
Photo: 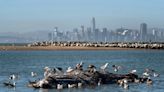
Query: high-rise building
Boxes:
[
  {"xmin": 102, "ymin": 28, "xmax": 108, "ymax": 42},
  {"xmin": 92, "ymin": 17, "xmax": 96, "ymax": 41},
  {"xmin": 81, "ymin": 25, "xmax": 85, "ymax": 41},
  {"xmin": 86, "ymin": 27, "xmax": 92, "ymax": 41},
  {"xmin": 140, "ymin": 23, "xmax": 147, "ymax": 42}
]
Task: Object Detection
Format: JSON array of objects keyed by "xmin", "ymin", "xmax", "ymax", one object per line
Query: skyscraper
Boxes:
[
  {"xmin": 92, "ymin": 17, "xmax": 96, "ymax": 41},
  {"xmin": 140, "ymin": 23, "xmax": 147, "ymax": 42}
]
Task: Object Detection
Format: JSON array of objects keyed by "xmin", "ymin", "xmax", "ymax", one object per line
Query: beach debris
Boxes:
[{"xmin": 26, "ymin": 64, "xmax": 158, "ymax": 90}]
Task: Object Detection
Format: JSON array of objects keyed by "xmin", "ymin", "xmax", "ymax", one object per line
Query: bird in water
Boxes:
[
  {"xmin": 31, "ymin": 72, "xmax": 37, "ymax": 77},
  {"xmin": 9, "ymin": 74, "xmax": 18, "ymax": 80},
  {"xmin": 112, "ymin": 65, "xmax": 121, "ymax": 72},
  {"xmin": 153, "ymin": 72, "xmax": 159, "ymax": 77},
  {"xmin": 3, "ymin": 81, "xmax": 16, "ymax": 87},
  {"xmin": 146, "ymin": 78, "xmax": 153, "ymax": 85}
]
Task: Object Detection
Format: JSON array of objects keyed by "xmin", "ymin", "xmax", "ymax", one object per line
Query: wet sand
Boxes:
[{"xmin": 0, "ymin": 46, "xmax": 138, "ymax": 51}]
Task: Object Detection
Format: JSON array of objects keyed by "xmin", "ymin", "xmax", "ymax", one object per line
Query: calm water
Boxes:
[{"xmin": 0, "ymin": 50, "xmax": 164, "ymax": 92}]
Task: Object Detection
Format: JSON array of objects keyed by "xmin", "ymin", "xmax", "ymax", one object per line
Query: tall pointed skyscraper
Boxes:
[{"xmin": 92, "ymin": 17, "xmax": 96, "ymax": 41}]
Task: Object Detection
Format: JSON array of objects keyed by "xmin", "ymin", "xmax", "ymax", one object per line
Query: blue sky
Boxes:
[{"xmin": 0, "ymin": 0, "xmax": 164, "ymax": 32}]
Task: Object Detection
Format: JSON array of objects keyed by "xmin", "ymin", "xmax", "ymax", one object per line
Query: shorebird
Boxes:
[
  {"xmin": 31, "ymin": 72, "xmax": 37, "ymax": 77},
  {"xmin": 100, "ymin": 63, "xmax": 109, "ymax": 71}
]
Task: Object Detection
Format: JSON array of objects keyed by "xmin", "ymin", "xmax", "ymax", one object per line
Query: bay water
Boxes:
[{"xmin": 0, "ymin": 50, "xmax": 164, "ymax": 92}]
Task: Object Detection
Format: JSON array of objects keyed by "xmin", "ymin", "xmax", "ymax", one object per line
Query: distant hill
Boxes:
[{"xmin": 0, "ymin": 30, "xmax": 51, "ymax": 43}]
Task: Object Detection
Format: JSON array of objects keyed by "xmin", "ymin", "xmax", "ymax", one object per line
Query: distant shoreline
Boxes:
[
  {"xmin": 0, "ymin": 46, "xmax": 157, "ymax": 51},
  {"xmin": 0, "ymin": 46, "xmax": 137, "ymax": 51}
]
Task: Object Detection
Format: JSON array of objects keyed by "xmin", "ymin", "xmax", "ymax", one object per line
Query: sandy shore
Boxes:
[{"xmin": 0, "ymin": 46, "xmax": 140, "ymax": 51}]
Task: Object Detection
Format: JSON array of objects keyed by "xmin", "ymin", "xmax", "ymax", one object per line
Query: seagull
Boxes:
[
  {"xmin": 122, "ymin": 79, "xmax": 129, "ymax": 89},
  {"xmin": 78, "ymin": 82, "xmax": 82, "ymax": 88},
  {"xmin": 68, "ymin": 84, "xmax": 76, "ymax": 88},
  {"xmin": 112, "ymin": 65, "xmax": 121, "ymax": 72},
  {"xmin": 130, "ymin": 70, "xmax": 137, "ymax": 74},
  {"xmin": 75, "ymin": 61, "xmax": 84, "ymax": 70},
  {"xmin": 79, "ymin": 61, "xmax": 83, "ymax": 66},
  {"xmin": 100, "ymin": 63, "xmax": 109, "ymax": 71},
  {"xmin": 142, "ymin": 72, "xmax": 150, "ymax": 77},
  {"xmin": 88, "ymin": 64, "xmax": 97, "ymax": 73},
  {"xmin": 123, "ymin": 83, "xmax": 129, "ymax": 89},
  {"xmin": 3, "ymin": 81, "xmax": 16, "ymax": 87},
  {"xmin": 9, "ymin": 74, "xmax": 16, "ymax": 80},
  {"xmin": 54, "ymin": 67, "xmax": 64, "ymax": 76},
  {"xmin": 44, "ymin": 66, "xmax": 51, "ymax": 77},
  {"xmin": 146, "ymin": 78, "xmax": 153, "ymax": 85},
  {"xmin": 66, "ymin": 67, "xmax": 74, "ymax": 73},
  {"xmin": 57, "ymin": 84, "xmax": 63, "ymax": 89},
  {"xmin": 153, "ymin": 72, "xmax": 159, "ymax": 77},
  {"xmin": 31, "ymin": 72, "xmax": 37, "ymax": 77},
  {"xmin": 98, "ymin": 78, "xmax": 102, "ymax": 86}
]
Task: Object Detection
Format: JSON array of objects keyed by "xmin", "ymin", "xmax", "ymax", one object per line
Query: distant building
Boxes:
[
  {"xmin": 81, "ymin": 25, "xmax": 85, "ymax": 41},
  {"xmin": 92, "ymin": 17, "xmax": 96, "ymax": 41},
  {"xmin": 102, "ymin": 28, "xmax": 108, "ymax": 42},
  {"xmin": 86, "ymin": 27, "xmax": 92, "ymax": 41},
  {"xmin": 140, "ymin": 23, "xmax": 147, "ymax": 42}
]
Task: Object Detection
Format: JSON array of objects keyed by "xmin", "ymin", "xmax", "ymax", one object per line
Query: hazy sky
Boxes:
[{"xmin": 0, "ymin": 0, "xmax": 164, "ymax": 32}]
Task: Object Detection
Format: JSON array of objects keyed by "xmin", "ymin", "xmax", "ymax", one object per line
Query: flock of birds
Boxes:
[{"xmin": 3, "ymin": 62, "xmax": 160, "ymax": 90}]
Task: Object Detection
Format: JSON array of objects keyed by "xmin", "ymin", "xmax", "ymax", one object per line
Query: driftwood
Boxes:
[{"xmin": 28, "ymin": 69, "xmax": 148, "ymax": 89}]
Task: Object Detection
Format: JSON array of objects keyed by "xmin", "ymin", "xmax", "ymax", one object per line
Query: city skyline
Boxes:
[
  {"xmin": 0, "ymin": 0, "xmax": 164, "ymax": 32},
  {"xmin": 0, "ymin": 17, "xmax": 164, "ymax": 43}
]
